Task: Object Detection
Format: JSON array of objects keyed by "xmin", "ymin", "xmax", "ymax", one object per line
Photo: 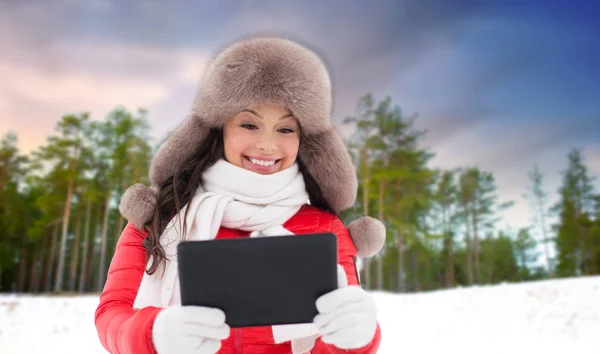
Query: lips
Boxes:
[
  {"xmin": 247, "ymin": 156, "xmax": 279, "ymax": 166},
  {"xmin": 243, "ymin": 156, "xmax": 282, "ymax": 173}
]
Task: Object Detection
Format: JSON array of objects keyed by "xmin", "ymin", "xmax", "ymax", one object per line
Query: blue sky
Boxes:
[{"xmin": 1, "ymin": 0, "xmax": 598, "ymax": 248}]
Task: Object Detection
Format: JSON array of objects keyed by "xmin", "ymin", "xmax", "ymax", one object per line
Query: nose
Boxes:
[
  {"xmin": 257, "ymin": 140, "xmax": 277, "ymax": 153},
  {"xmin": 256, "ymin": 132, "xmax": 277, "ymax": 154}
]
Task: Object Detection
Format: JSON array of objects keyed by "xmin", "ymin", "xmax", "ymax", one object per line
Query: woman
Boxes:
[{"xmin": 95, "ymin": 36, "xmax": 385, "ymax": 354}]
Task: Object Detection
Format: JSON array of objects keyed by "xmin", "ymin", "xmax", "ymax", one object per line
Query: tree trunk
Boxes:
[
  {"xmin": 54, "ymin": 176, "xmax": 75, "ymax": 293},
  {"xmin": 88, "ymin": 208, "xmax": 103, "ymax": 292},
  {"xmin": 537, "ymin": 199, "xmax": 553, "ymax": 277},
  {"xmin": 376, "ymin": 179, "xmax": 385, "ymax": 289},
  {"xmin": 445, "ymin": 235, "xmax": 453, "ymax": 288},
  {"xmin": 488, "ymin": 245, "xmax": 494, "ymax": 284},
  {"xmin": 17, "ymin": 248, "xmax": 27, "ymax": 293},
  {"xmin": 443, "ymin": 208, "xmax": 450, "ymax": 287},
  {"xmin": 79, "ymin": 199, "xmax": 93, "ymax": 293},
  {"xmin": 472, "ymin": 212, "xmax": 481, "ymax": 284},
  {"xmin": 442, "ymin": 208, "xmax": 455, "ymax": 288},
  {"xmin": 448, "ymin": 247, "xmax": 455, "ymax": 287},
  {"xmin": 376, "ymin": 256, "xmax": 383, "ymax": 290},
  {"xmin": 437, "ymin": 261, "xmax": 444, "ymax": 289},
  {"xmin": 464, "ymin": 216, "xmax": 473, "ymax": 285},
  {"xmin": 590, "ymin": 248, "xmax": 598, "ymax": 275},
  {"xmin": 424, "ymin": 253, "xmax": 432, "ymax": 291},
  {"xmin": 520, "ymin": 251, "xmax": 527, "ymax": 280},
  {"xmin": 573, "ymin": 201, "xmax": 588, "ymax": 276},
  {"xmin": 577, "ymin": 227, "xmax": 587, "ymax": 275},
  {"xmin": 45, "ymin": 222, "xmax": 60, "ymax": 292},
  {"xmin": 69, "ymin": 216, "xmax": 82, "ymax": 292},
  {"xmin": 28, "ymin": 242, "xmax": 39, "ymax": 293},
  {"xmin": 585, "ymin": 228, "xmax": 596, "ymax": 274},
  {"xmin": 389, "ymin": 257, "xmax": 396, "ymax": 291},
  {"xmin": 113, "ymin": 179, "xmax": 127, "ymax": 254},
  {"xmin": 98, "ymin": 193, "xmax": 112, "ymax": 292},
  {"xmin": 361, "ymin": 144, "xmax": 371, "ymax": 290},
  {"xmin": 397, "ymin": 229, "xmax": 404, "ymax": 292},
  {"xmin": 411, "ymin": 250, "xmax": 420, "ymax": 292}
]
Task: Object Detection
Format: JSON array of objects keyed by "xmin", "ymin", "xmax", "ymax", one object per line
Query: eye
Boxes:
[
  {"xmin": 279, "ymin": 128, "xmax": 296, "ymax": 134},
  {"xmin": 240, "ymin": 123, "xmax": 258, "ymax": 130}
]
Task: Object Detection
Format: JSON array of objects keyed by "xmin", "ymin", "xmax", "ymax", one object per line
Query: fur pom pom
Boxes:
[
  {"xmin": 348, "ymin": 216, "xmax": 386, "ymax": 258},
  {"xmin": 118, "ymin": 183, "xmax": 157, "ymax": 230}
]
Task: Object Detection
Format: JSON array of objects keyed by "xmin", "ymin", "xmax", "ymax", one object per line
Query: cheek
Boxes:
[
  {"xmin": 224, "ymin": 131, "xmax": 253, "ymax": 163},
  {"xmin": 281, "ymin": 136, "xmax": 300, "ymax": 164}
]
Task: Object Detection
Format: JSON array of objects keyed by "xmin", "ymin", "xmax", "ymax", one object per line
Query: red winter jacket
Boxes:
[{"xmin": 95, "ymin": 205, "xmax": 381, "ymax": 354}]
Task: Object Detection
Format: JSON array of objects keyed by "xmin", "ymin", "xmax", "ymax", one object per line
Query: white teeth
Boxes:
[{"xmin": 249, "ymin": 158, "xmax": 276, "ymax": 166}]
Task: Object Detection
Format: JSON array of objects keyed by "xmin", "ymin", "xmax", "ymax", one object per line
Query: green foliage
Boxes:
[
  {"xmin": 0, "ymin": 95, "xmax": 597, "ymax": 294},
  {"xmin": 552, "ymin": 148, "xmax": 598, "ymax": 277},
  {"xmin": 514, "ymin": 228, "xmax": 540, "ymax": 280},
  {"xmin": 479, "ymin": 231, "xmax": 519, "ymax": 284},
  {"xmin": 0, "ymin": 106, "xmax": 153, "ymax": 292}
]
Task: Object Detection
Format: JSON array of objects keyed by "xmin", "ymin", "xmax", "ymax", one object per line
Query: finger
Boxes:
[
  {"xmin": 321, "ymin": 326, "xmax": 363, "ymax": 347},
  {"xmin": 314, "ymin": 302, "xmax": 368, "ymax": 329},
  {"xmin": 185, "ymin": 323, "xmax": 230, "ymax": 340},
  {"xmin": 316, "ymin": 286, "xmax": 365, "ymax": 314},
  {"xmin": 183, "ymin": 306, "xmax": 226, "ymax": 326},
  {"xmin": 193, "ymin": 338, "xmax": 221, "ymax": 353},
  {"xmin": 185, "ymin": 334, "xmax": 204, "ymax": 353},
  {"xmin": 315, "ymin": 312, "xmax": 356, "ymax": 336}
]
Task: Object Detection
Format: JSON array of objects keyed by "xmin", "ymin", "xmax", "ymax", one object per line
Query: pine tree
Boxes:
[
  {"xmin": 0, "ymin": 133, "xmax": 30, "ymax": 289},
  {"xmin": 343, "ymin": 94, "xmax": 434, "ymax": 292},
  {"xmin": 458, "ymin": 168, "xmax": 513, "ymax": 285},
  {"xmin": 553, "ymin": 148, "xmax": 596, "ymax": 276},
  {"xmin": 514, "ymin": 227, "xmax": 539, "ymax": 281},
  {"xmin": 524, "ymin": 165, "xmax": 554, "ymax": 277},
  {"xmin": 30, "ymin": 113, "xmax": 92, "ymax": 292},
  {"xmin": 433, "ymin": 170, "xmax": 460, "ymax": 287}
]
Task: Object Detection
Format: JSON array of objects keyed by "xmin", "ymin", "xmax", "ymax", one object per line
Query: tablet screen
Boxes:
[{"xmin": 177, "ymin": 233, "xmax": 338, "ymax": 328}]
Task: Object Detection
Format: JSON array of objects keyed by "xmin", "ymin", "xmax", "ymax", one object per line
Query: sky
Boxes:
[{"xmin": 1, "ymin": 0, "xmax": 599, "ymax": 247}]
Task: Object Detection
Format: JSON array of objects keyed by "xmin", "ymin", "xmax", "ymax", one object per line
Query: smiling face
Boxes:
[{"xmin": 223, "ymin": 103, "xmax": 301, "ymax": 174}]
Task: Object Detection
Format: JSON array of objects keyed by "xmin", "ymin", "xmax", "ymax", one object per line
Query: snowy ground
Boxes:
[{"xmin": 1, "ymin": 276, "xmax": 599, "ymax": 354}]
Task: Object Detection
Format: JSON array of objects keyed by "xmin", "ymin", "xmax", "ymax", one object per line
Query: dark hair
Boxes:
[{"xmin": 143, "ymin": 127, "xmax": 336, "ymax": 275}]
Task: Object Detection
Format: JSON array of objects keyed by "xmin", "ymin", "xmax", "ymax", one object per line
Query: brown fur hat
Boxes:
[{"xmin": 119, "ymin": 36, "xmax": 385, "ymax": 258}]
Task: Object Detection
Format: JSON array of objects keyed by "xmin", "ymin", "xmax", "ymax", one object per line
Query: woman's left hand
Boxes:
[{"xmin": 313, "ymin": 266, "xmax": 378, "ymax": 350}]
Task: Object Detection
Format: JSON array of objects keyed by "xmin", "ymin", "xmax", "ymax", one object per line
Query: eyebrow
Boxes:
[{"xmin": 242, "ymin": 109, "xmax": 294, "ymax": 120}]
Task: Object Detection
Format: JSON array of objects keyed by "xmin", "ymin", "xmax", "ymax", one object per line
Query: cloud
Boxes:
[
  {"xmin": 1, "ymin": 0, "xmax": 598, "ymax": 237},
  {"xmin": 210, "ymin": 0, "xmax": 485, "ymax": 124},
  {"xmin": 0, "ymin": 0, "xmax": 488, "ymax": 133},
  {"xmin": 1, "ymin": 61, "xmax": 168, "ymax": 106},
  {"xmin": 586, "ymin": 147, "xmax": 600, "ymax": 177},
  {"xmin": 0, "ymin": 59, "xmax": 167, "ymax": 152},
  {"xmin": 0, "ymin": 34, "xmax": 211, "ymax": 154},
  {"xmin": 417, "ymin": 115, "xmax": 600, "ymax": 231}
]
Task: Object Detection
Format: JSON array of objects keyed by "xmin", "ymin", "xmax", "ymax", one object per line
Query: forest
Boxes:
[{"xmin": 0, "ymin": 93, "xmax": 598, "ymax": 294}]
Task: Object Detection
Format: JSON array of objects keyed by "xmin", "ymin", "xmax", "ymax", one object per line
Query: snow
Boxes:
[{"xmin": 1, "ymin": 276, "xmax": 599, "ymax": 354}]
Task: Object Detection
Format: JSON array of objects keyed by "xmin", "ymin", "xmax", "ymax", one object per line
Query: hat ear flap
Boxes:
[
  {"xmin": 119, "ymin": 183, "xmax": 158, "ymax": 230},
  {"xmin": 347, "ymin": 216, "xmax": 386, "ymax": 258}
]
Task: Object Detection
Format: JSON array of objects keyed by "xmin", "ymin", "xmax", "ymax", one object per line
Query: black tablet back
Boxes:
[{"xmin": 176, "ymin": 233, "xmax": 338, "ymax": 328}]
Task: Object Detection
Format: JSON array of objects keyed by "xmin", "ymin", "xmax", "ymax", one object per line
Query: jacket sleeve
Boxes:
[
  {"xmin": 311, "ymin": 215, "xmax": 382, "ymax": 354},
  {"xmin": 94, "ymin": 222, "xmax": 163, "ymax": 354}
]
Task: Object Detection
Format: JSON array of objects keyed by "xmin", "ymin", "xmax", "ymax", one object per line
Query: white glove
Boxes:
[
  {"xmin": 152, "ymin": 305, "xmax": 230, "ymax": 354},
  {"xmin": 313, "ymin": 266, "xmax": 378, "ymax": 350}
]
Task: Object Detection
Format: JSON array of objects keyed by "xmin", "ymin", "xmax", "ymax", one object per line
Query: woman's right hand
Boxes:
[{"xmin": 152, "ymin": 305, "xmax": 230, "ymax": 354}]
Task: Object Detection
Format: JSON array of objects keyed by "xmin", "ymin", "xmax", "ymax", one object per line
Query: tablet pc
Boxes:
[{"xmin": 176, "ymin": 233, "xmax": 338, "ymax": 328}]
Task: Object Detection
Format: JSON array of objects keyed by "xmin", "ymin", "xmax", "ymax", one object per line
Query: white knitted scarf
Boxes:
[{"xmin": 133, "ymin": 159, "xmax": 318, "ymax": 353}]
